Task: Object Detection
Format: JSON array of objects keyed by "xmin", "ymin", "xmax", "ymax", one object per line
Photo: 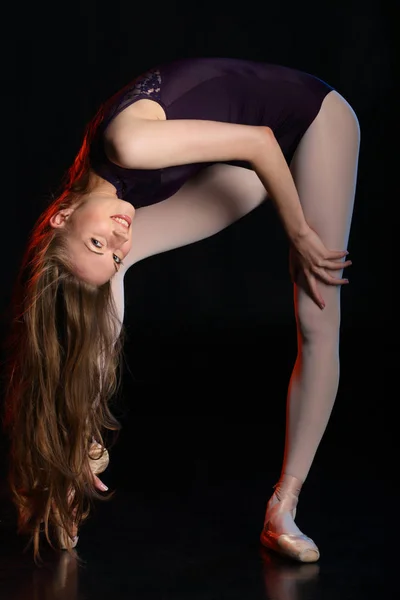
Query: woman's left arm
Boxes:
[{"xmin": 105, "ymin": 116, "xmax": 351, "ymax": 308}]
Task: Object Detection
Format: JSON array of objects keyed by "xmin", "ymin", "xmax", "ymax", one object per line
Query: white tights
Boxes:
[{"xmin": 283, "ymin": 90, "xmax": 360, "ymax": 482}]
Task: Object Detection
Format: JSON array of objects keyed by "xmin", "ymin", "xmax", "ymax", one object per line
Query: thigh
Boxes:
[
  {"xmin": 290, "ymin": 90, "xmax": 361, "ymax": 332},
  {"xmin": 290, "ymin": 90, "xmax": 360, "ymax": 248},
  {"xmin": 122, "ymin": 163, "xmax": 267, "ymax": 270}
]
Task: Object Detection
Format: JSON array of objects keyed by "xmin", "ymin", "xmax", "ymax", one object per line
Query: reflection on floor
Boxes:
[
  {"xmin": 0, "ymin": 441, "xmax": 385, "ymax": 600},
  {"xmin": 0, "ymin": 328, "xmax": 387, "ymax": 599},
  {"xmin": 0, "ymin": 480, "xmax": 385, "ymax": 600}
]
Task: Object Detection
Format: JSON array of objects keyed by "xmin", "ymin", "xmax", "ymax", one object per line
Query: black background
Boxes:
[{"xmin": 1, "ymin": 0, "xmax": 394, "ymax": 495}]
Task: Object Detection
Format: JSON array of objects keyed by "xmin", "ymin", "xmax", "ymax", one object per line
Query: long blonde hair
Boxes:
[{"xmin": 2, "ymin": 113, "xmax": 125, "ymax": 560}]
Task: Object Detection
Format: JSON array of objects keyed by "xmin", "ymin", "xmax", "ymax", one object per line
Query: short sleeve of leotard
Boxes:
[
  {"xmin": 100, "ymin": 68, "xmax": 166, "ymax": 132},
  {"xmin": 88, "ymin": 67, "xmax": 171, "ymax": 201}
]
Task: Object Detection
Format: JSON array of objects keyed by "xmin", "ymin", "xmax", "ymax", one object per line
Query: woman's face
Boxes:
[{"xmin": 51, "ymin": 195, "xmax": 136, "ymax": 285}]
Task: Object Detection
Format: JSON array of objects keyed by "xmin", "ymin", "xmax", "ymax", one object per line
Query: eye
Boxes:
[{"xmin": 91, "ymin": 238, "xmax": 123, "ymax": 267}]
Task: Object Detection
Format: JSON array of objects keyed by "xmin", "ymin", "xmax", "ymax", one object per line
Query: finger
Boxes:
[
  {"xmin": 322, "ymin": 259, "xmax": 352, "ymax": 270},
  {"xmin": 93, "ymin": 474, "xmax": 108, "ymax": 492},
  {"xmin": 316, "ymin": 270, "xmax": 349, "ymax": 286},
  {"xmin": 306, "ymin": 273, "xmax": 325, "ymax": 309}
]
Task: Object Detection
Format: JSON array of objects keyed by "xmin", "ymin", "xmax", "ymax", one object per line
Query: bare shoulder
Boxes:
[
  {"xmin": 104, "ymin": 99, "xmax": 166, "ymax": 157},
  {"xmin": 110, "ymin": 98, "xmax": 166, "ymax": 128}
]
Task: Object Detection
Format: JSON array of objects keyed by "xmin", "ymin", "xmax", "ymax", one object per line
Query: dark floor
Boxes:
[{"xmin": 0, "ymin": 326, "xmax": 389, "ymax": 599}]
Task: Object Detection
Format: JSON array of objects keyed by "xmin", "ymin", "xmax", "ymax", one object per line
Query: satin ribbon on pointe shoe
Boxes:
[{"xmin": 260, "ymin": 475, "xmax": 320, "ymax": 563}]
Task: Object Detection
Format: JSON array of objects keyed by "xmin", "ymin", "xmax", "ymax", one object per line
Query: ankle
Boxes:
[{"xmin": 275, "ymin": 474, "xmax": 303, "ymax": 499}]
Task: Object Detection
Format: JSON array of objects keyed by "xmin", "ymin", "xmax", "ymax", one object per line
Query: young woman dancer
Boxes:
[{"xmin": 3, "ymin": 57, "xmax": 360, "ymax": 561}]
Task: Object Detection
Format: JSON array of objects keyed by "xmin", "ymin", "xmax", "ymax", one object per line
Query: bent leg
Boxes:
[
  {"xmin": 111, "ymin": 163, "xmax": 266, "ymax": 330},
  {"xmin": 283, "ymin": 90, "xmax": 361, "ymax": 481},
  {"xmin": 123, "ymin": 164, "xmax": 266, "ymax": 269}
]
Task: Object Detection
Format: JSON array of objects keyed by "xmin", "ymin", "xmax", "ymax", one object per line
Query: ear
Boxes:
[{"xmin": 49, "ymin": 208, "xmax": 75, "ymax": 229}]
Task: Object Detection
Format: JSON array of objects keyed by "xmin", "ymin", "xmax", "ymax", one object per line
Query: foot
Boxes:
[
  {"xmin": 55, "ymin": 442, "xmax": 109, "ymax": 550},
  {"xmin": 55, "ymin": 522, "xmax": 79, "ymax": 550},
  {"xmin": 260, "ymin": 475, "xmax": 320, "ymax": 563},
  {"xmin": 52, "ymin": 491, "xmax": 79, "ymax": 551}
]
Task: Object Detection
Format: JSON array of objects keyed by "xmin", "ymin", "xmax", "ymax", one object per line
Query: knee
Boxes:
[{"xmin": 296, "ymin": 295, "xmax": 341, "ymax": 345}]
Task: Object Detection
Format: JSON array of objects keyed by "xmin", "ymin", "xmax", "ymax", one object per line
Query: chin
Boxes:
[{"xmin": 121, "ymin": 200, "xmax": 134, "ymax": 209}]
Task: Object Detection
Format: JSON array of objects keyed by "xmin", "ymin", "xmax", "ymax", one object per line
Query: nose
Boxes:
[{"xmin": 112, "ymin": 229, "xmax": 130, "ymax": 245}]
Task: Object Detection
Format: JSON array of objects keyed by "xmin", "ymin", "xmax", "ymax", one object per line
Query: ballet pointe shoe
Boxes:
[
  {"xmin": 52, "ymin": 493, "xmax": 79, "ymax": 551},
  {"xmin": 54, "ymin": 522, "xmax": 79, "ymax": 550},
  {"xmin": 55, "ymin": 442, "xmax": 109, "ymax": 550},
  {"xmin": 260, "ymin": 475, "xmax": 320, "ymax": 563}
]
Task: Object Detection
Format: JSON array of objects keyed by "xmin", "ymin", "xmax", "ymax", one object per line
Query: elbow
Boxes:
[
  {"xmin": 247, "ymin": 125, "xmax": 275, "ymax": 164},
  {"xmin": 258, "ymin": 125, "xmax": 275, "ymax": 145}
]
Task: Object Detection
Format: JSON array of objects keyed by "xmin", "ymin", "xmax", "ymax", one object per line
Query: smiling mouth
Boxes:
[{"xmin": 110, "ymin": 215, "xmax": 131, "ymax": 229}]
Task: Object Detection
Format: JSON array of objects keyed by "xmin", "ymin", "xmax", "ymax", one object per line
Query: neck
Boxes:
[{"xmin": 87, "ymin": 171, "xmax": 118, "ymax": 198}]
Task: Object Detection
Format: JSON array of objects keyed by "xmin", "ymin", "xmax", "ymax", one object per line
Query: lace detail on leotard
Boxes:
[
  {"xmin": 92, "ymin": 68, "xmax": 162, "ymax": 199},
  {"xmin": 110, "ymin": 68, "xmax": 162, "ymax": 119},
  {"xmin": 132, "ymin": 68, "xmax": 161, "ymax": 98}
]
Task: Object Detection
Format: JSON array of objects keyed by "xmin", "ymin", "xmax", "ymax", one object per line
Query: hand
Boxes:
[{"xmin": 289, "ymin": 226, "xmax": 352, "ymax": 309}]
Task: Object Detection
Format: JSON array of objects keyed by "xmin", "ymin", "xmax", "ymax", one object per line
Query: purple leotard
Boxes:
[{"xmin": 90, "ymin": 57, "xmax": 334, "ymax": 208}]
